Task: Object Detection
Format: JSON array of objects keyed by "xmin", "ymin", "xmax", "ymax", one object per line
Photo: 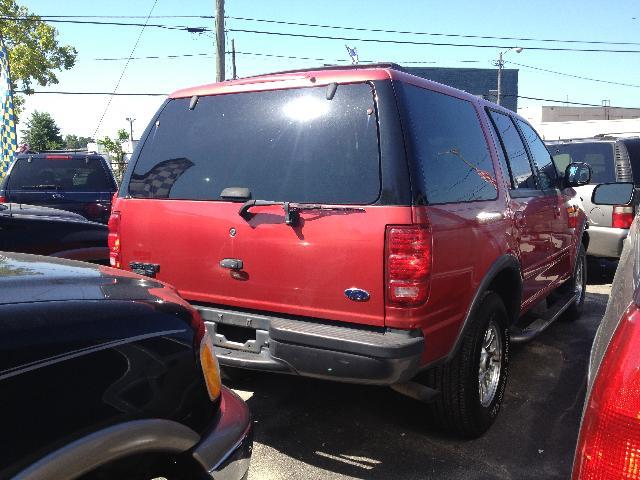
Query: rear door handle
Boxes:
[{"xmin": 220, "ymin": 258, "xmax": 243, "ymax": 270}]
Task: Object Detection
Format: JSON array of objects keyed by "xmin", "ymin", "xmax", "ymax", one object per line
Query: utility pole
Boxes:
[
  {"xmin": 125, "ymin": 117, "xmax": 135, "ymax": 142},
  {"xmin": 231, "ymin": 38, "xmax": 237, "ymax": 79},
  {"xmin": 215, "ymin": 0, "xmax": 225, "ymax": 82},
  {"xmin": 494, "ymin": 47, "xmax": 522, "ymax": 107},
  {"xmin": 496, "ymin": 51, "xmax": 504, "ymax": 106}
]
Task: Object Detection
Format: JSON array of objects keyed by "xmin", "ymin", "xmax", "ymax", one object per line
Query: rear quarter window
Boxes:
[
  {"xmin": 128, "ymin": 83, "xmax": 381, "ymax": 205},
  {"xmin": 397, "ymin": 83, "xmax": 497, "ymax": 204}
]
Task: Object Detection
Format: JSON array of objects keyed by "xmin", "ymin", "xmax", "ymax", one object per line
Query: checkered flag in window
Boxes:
[{"xmin": 129, "ymin": 157, "xmax": 194, "ymax": 198}]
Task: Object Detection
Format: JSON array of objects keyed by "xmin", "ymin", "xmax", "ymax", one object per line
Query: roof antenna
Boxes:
[{"xmin": 345, "ymin": 45, "xmax": 359, "ymax": 64}]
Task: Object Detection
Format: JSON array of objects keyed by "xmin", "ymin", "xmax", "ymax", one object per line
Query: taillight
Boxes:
[
  {"xmin": 573, "ymin": 304, "xmax": 640, "ymax": 479},
  {"xmin": 385, "ymin": 225, "xmax": 431, "ymax": 307},
  {"xmin": 0, "ymin": 195, "xmax": 5, "ymax": 203},
  {"xmin": 568, "ymin": 205, "xmax": 580, "ymax": 229},
  {"xmin": 108, "ymin": 211, "xmax": 121, "ymax": 268},
  {"xmin": 45, "ymin": 154, "xmax": 71, "ymax": 160},
  {"xmin": 613, "ymin": 206, "xmax": 634, "ymax": 229}
]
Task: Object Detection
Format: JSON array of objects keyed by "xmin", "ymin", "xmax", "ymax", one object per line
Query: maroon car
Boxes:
[
  {"xmin": 572, "ymin": 181, "xmax": 639, "ymax": 479},
  {"xmin": 110, "ymin": 64, "xmax": 591, "ymax": 437}
]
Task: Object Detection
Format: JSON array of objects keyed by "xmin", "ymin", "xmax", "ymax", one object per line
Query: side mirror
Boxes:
[
  {"xmin": 592, "ymin": 182, "xmax": 635, "ymax": 206},
  {"xmin": 565, "ymin": 162, "xmax": 592, "ymax": 187}
]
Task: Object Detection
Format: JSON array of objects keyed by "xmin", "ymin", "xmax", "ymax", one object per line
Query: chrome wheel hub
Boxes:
[{"xmin": 478, "ymin": 320, "xmax": 503, "ymax": 408}]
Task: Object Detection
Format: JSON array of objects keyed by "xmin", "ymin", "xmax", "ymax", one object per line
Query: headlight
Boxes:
[{"xmin": 200, "ymin": 333, "xmax": 222, "ymax": 401}]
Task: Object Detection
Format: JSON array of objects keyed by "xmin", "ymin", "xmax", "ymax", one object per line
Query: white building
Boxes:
[
  {"xmin": 520, "ymin": 105, "xmax": 640, "ymax": 124},
  {"xmin": 519, "ymin": 106, "xmax": 640, "ymax": 140}
]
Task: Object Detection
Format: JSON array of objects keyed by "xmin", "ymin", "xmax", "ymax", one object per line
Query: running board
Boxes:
[{"xmin": 509, "ymin": 293, "xmax": 578, "ymax": 343}]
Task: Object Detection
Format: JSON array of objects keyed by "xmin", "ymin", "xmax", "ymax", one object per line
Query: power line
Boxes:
[
  {"xmin": 0, "ymin": 16, "xmax": 210, "ymax": 33},
  {"xmin": 507, "ymin": 61, "xmax": 640, "ymax": 88},
  {"xmin": 503, "ymin": 94, "xmax": 639, "ymax": 108},
  {"xmin": 5, "ymin": 15, "xmax": 640, "ymax": 53},
  {"xmin": 90, "ymin": 50, "xmax": 443, "ymax": 64},
  {"xmin": 36, "ymin": 15, "xmax": 215, "ymax": 19},
  {"xmin": 92, "ymin": 0, "xmax": 159, "ymax": 138},
  {"xmin": 227, "ymin": 16, "xmax": 640, "ymax": 47},
  {"xmin": 94, "ymin": 52, "xmax": 213, "ymax": 61},
  {"xmin": 32, "ymin": 14, "xmax": 640, "ymax": 48},
  {"xmin": 227, "ymin": 28, "xmax": 640, "ymax": 54},
  {"xmin": 89, "ymin": 49, "xmax": 640, "ymax": 92},
  {"xmin": 17, "ymin": 90, "xmax": 166, "ymax": 96}
]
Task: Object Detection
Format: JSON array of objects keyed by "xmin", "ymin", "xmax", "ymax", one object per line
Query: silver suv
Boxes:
[{"xmin": 546, "ymin": 137, "xmax": 640, "ymax": 259}]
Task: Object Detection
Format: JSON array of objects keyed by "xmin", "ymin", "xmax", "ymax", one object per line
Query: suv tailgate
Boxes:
[
  {"xmin": 119, "ymin": 200, "xmax": 411, "ymax": 326},
  {"xmin": 117, "ymin": 82, "xmax": 411, "ymax": 327}
]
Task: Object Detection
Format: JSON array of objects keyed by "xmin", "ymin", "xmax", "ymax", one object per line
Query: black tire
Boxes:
[
  {"xmin": 561, "ymin": 242, "xmax": 587, "ymax": 321},
  {"xmin": 425, "ymin": 292, "xmax": 509, "ymax": 438}
]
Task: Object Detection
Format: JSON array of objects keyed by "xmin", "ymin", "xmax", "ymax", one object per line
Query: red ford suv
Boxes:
[{"xmin": 110, "ymin": 64, "xmax": 590, "ymax": 437}]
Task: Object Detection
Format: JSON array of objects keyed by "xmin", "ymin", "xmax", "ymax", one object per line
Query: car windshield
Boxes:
[
  {"xmin": 128, "ymin": 83, "xmax": 381, "ymax": 205},
  {"xmin": 547, "ymin": 142, "xmax": 616, "ymax": 184},
  {"xmin": 6, "ymin": 157, "xmax": 115, "ymax": 192}
]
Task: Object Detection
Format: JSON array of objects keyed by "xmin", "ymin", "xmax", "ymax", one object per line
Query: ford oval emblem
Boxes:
[{"xmin": 344, "ymin": 288, "xmax": 370, "ymax": 302}]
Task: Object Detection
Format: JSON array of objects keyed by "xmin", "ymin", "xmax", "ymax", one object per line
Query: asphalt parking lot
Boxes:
[{"xmin": 227, "ymin": 276, "xmax": 613, "ymax": 480}]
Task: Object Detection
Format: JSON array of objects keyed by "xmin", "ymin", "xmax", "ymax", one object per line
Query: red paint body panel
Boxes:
[
  {"xmin": 387, "ymin": 199, "xmax": 515, "ymax": 364},
  {"xmin": 114, "ymin": 65, "xmax": 586, "ymax": 373},
  {"xmin": 117, "ymin": 199, "xmax": 412, "ymax": 327}
]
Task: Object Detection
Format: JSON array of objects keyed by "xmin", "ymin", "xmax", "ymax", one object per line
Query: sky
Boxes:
[{"xmin": 16, "ymin": 0, "xmax": 640, "ymax": 142}]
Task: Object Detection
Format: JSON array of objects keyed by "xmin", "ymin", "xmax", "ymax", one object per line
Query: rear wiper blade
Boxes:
[
  {"xmin": 292, "ymin": 204, "xmax": 366, "ymax": 213},
  {"xmin": 239, "ymin": 200, "xmax": 365, "ymax": 226}
]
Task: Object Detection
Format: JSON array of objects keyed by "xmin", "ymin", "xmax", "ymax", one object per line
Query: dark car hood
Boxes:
[
  {"xmin": 0, "ymin": 202, "xmax": 91, "ymax": 222},
  {"xmin": 0, "ymin": 252, "xmax": 171, "ymax": 305}
]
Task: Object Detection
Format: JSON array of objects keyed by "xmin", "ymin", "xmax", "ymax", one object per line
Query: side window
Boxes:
[
  {"xmin": 485, "ymin": 113, "xmax": 513, "ymax": 189},
  {"xmin": 488, "ymin": 111, "xmax": 536, "ymax": 190},
  {"xmin": 399, "ymin": 84, "xmax": 497, "ymax": 204},
  {"xmin": 517, "ymin": 119, "xmax": 558, "ymax": 190}
]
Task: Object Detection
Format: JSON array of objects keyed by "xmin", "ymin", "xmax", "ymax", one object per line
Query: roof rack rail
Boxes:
[
  {"xmin": 237, "ymin": 62, "xmax": 406, "ymax": 80},
  {"xmin": 34, "ymin": 149, "xmax": 91, "ymax": 154}
]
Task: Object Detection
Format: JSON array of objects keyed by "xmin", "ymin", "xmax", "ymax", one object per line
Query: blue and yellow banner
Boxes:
[{"xmin": 0, "ymin": 38, "xmax": 17, "ymax": 178}]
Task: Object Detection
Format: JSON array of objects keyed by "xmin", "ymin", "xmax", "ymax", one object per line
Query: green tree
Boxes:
[
  {"xmin": 21, "ymin": 110, "xmax": 63, "ymax": 150},
  {"xmin": 98, "ymin": 129, "xmax": 129, "ymax": 182},
  {"xmin": 0, "ymin": 0, "xmax": 77, "ymax": 119},
  {"xmin": 64, "ymin": 134, "xmax": 93, "ymax": 150}
]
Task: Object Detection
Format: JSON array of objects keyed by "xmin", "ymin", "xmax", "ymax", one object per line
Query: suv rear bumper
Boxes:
[
  {"xmin": 587, "ymin": 225, "xmax": 628, "ymax": 258},
  {"xmin": 195, "ymin": 305, "xmax": 424, "ymax": 386}
]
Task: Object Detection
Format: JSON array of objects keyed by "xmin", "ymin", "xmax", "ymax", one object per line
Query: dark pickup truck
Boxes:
[
  {"xmin": 0, "ymin": 253, "xmax": 252, "ymax": 479},
  {"xmin": 0, "ymin": 153, "xmax": 118, "ymax": 224},
  {"xmin": 0, "ymin": 202, "xmax": 108, "ymax": 263}
]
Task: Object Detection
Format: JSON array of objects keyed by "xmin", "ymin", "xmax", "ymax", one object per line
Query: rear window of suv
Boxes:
[
  {"xmin": 621, "ymin": 138, "xmax": 640, "ymax": 186},
  {"xmin": 128, "ymin": 83, "xmax": 381, "ymax": 205},
  {"xmin": 6, "ymin": 156, "xmax": 115, "ymax": 191},
  {"xmin": 547, "ymin": 142, "xmax": 616, "ymax": 184}
]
